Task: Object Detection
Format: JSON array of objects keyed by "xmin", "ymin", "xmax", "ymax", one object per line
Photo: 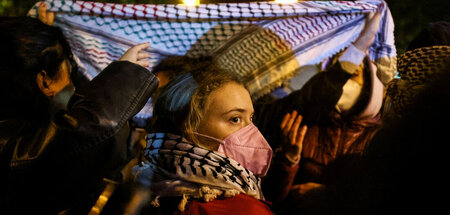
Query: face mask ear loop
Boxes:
[{"xmin": 193, "ymin": 132, "xmax": 225, "ymax": 144}]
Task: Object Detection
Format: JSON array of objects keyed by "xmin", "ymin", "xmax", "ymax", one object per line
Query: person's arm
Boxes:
[
  {"xmin": 253, "ymin": 57, "xmax": 353, "ymax": 152},
  {"xmin": 285, "ymin": 8, "xmax": 381, "ymax": 124},
  {"xmin": 254, "ymin": 10, "xmax": 382, "ymax": 137},
  {"xmin": 61, "ymin": 61, "xmax": 157, "ymax": 137},
  {"xmin": 336, "ymin": 10, "xmax": 382, "ymax": 114},
  {"xmin": 51, "ymin": 43, "xmax": 158, "ymax": 162},
  {"xmin": 262, "ymin": 111, "xmax": 307, "ymax": 204},
  {"xmin": 259, "ymin": 11, "xmax": 382, "ymax": 204},
  {"xmin": 262, "ymin": 153, "xmax": 300, "ymax": 204}
]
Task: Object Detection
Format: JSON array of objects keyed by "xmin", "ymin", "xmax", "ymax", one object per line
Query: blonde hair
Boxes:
[
  {"xmin": 151, "ymin": 62, "xmax": 243, "ymax": 146},
  {"xmin": 185, "ymin": 70, "xmax": 242, "ymax": 145}
]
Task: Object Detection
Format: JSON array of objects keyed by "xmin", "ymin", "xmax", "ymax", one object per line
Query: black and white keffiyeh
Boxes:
[{"xmin": 133, "ymin": 132, "xmax": 264, "ymax": 204}]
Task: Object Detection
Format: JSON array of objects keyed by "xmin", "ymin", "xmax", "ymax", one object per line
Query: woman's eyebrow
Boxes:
[{"xmin": 221, "ymin": 108, "xmax": 246, "ymax": 115}]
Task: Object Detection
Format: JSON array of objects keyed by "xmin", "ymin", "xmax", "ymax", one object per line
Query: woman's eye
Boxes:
[{"xmin": 230, "ymin": 117, "xmax": 240, "ymax": 124}]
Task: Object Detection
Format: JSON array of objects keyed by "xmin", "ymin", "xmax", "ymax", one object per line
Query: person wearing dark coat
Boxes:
[
  {"xmin": 0, "ymin": 17, "xmax": 159, "ymax": 214},
  {"xmin": 258, "ymin": 10, "xmax": 386, "ymax": 210}
]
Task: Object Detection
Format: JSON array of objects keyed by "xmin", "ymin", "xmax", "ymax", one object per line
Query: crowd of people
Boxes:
[{"xmin": 0, "ymin": 2, "xmax": 449, "ymax": 215}]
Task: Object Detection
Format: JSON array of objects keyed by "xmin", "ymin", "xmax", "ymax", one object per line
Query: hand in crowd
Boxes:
[
  {"xmin": 38, "ymin": 2, "xmax": 54, "ymax": 25},
  {"xmin": 353, "ymin": 5, "xmax": 382, "ymax": 53},
  {"xmin": 289, "ymin": 182, "xmax": 325, "ymax": 203},
  {"xmin": 280, "ymin": 110, "xmax": 308, "ymax": 163},
  {"xmin": 119, "ymin": 42, "xmax": 151, "ymax": 68}
]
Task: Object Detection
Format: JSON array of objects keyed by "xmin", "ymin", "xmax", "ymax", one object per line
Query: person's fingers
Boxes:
[
  {"xmin": 354, "ymin": 9, "xmax": 381, "ymax": 52},
  {"xmin": 38, "ymin": 3, "xmax": 55, "ymax": 25},
  {"xmin": 373, "ymin": 9, "xmax": 381, "ymax": 22},
  {"xmin": 280, "ymin": 113, "xmax": 291, "ymax": 130},
  {"xmin": 295, "ymin": 125, "xmax": 308, "ymax": 149},
  {"xmin": 284, "ymin": 110, "xmax": 297, "ymax": 135},
  {"xmin": 136, "ymin": 60, "xmax": 150, "ymax": 68},
  {"xmin": 38, "ymin": 2, "xmax": 46, "ymax": 13},
  {"xmin": 137, "ymin": 52, "xmax": 149, "ymax": 60},
  {"xmin": 134, "ymin": 42, "xmax": 150, "ymax": 52},
  {"xmin": 365, "ymin": 12, "xmax": 375, "ymax": 20},
  {"xmin": 367, "ymin": 11, "xmax": 381, "ymax": 30},
  {"xmin": 289, "ymin": 114, "xmax": 303, "ymax": 145},
  {"xmin": 47, "ymin": 11, "xmax": 55, "ymax": 25},
  {"xmin": 38, "ymin": 3, "xmax": 47, "ymax": 23},
  {"xmin": 283, "ymin": 113, "xmax": 296, "ymax": 135},
  {"xmin": 119, "ymin": 43, "xmax": 150, "ymax": 62}
]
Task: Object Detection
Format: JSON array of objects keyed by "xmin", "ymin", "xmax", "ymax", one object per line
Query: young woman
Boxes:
[{"xmin": 134, "ymin": 62, "xmax": 306, "ymax": 215}]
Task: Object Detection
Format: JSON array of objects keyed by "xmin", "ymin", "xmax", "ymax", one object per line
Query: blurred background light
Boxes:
[{"xmin": 183, "ymin": 0, "xmax": 200, "ymax": 6}]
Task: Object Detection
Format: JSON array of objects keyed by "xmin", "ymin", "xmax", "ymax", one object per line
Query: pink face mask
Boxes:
[{"xmin": 195, "ymin": 123, "xmax": 273, "ymax": 177}]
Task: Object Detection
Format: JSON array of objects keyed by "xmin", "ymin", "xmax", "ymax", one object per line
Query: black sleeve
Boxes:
[
  {"xmin": 4, "ymin": 61, "xmax": 158, "ymax": 213},
  {"xmin": 61, "ymin": 61, "xmax": 158, "ymax": 142},
  {"xmin": 254, "ymin": 62, "xmax": 351, "ymax": 148},
  {"xmin": 50, "ymin": 61, "xmax": 158, "ymax": 175}
]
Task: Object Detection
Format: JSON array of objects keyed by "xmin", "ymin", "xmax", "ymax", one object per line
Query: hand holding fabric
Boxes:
[
  {"xmin": 38, "ymin": 2, "xmax": 54, "ymax": 25},
  {"xmin": 280, "ymin": 110, "xmax": 308, "ymax": 164},
  {"xmin": 353, "ymin": 8, "xmax": 382, "ymax": 53},
  {"xmin": 119, "ymin": 42, "xmax": 151, "ymax": 68}
]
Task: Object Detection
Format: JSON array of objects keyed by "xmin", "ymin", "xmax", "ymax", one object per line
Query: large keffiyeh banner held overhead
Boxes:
[{"xmin": 29, "ymin": 0, "xmax": 396, "ymax": 121}]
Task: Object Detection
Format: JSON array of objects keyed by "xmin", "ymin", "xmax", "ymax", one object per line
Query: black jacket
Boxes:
[
  {"xmin": 0, "ymin": 61, "xmax": 158, "ymax": 214},
  {"xmin": 254, "ymin": 57, "xmax": 373, "ymax": 150}
]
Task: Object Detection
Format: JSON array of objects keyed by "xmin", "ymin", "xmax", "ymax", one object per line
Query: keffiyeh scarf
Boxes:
[
  {"xmin": 386, "ymin": 46, "xmax": 450, "ymax": 116},
  {"xmin": 29, "ymin": 0, "xmax": 396, "ymax": 120},
  {"xmin": 133, "ymin": 133, "xmax": 264, "ymax": 209}
]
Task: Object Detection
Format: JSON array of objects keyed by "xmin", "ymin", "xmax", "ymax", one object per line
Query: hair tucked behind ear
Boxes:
[
  {"xmin": 184, "ymin": 68, "xmax": 242, "ymax": 145},
  {"xmin": 151, "ymin": 61, "xmax": 243, "ymax": 146}
]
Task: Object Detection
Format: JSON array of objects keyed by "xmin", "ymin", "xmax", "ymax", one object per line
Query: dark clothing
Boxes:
[
  {"xmin": 254, "ymin": 60, "xmax": 353, "ymax": 150},
  {"xmin": 257, "ymin": 61, "xmax": 352, "ymax": 206},
  {"xmin": 272, "ymin": 56, "xmax": 450, "ymax": 215},
  {"xmin": 0, "ymin": 61, "xmax": 158, "ymax": 214},
  {"xmin": 262, "ymin": 151, "xmax": 300, "ymax": 205},
  {"xmin": 258, "ymin": 58, "xmax": 382, "ymax": 205}
]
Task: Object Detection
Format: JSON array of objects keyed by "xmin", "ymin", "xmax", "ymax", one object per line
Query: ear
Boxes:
[{"xmin": 36, "ymin": 70, "xmax": 55, "ymax": 97}]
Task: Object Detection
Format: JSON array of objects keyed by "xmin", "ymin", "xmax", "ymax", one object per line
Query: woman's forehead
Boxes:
[{"xmin": 206, "ymin": 82, "xmax": 253, "ymax": 114}]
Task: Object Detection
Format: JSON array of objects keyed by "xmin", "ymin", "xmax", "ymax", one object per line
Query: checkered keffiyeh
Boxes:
[
  {"xmin": 29, "ymin": 0, "xmax": 396, "ymax": 120},
  {"xmin": 386, "ymin": 46, "xmax": 450, "ymax": 116},
  {"xmin": 133, "ymin": 133, "xmax": 264, "ymax": 201}
]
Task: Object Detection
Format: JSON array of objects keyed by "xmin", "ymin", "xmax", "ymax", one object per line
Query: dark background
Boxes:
[{"xmin": 0, "ymin": 0, "xmax": 448, "ymax": 54}]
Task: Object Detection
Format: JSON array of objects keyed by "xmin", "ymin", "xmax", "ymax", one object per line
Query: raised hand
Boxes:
[
  {"xmin": 353, "ymin": 6, "xmax": 382, "ymax": 53},
  {"xmin": 280, "ymin": 110, "xmax": 308, "ymax": 163},
  {"xmin": 119, "ymin": 42, "xmax": 151, "ymax": 68},
  {"xmin": 38, "ymin": 2, "xmax": 54, "ymax": 26}
]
